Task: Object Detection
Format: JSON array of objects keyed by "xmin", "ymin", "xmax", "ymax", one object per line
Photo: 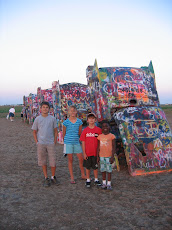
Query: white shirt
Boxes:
[{"xmin": 9, "ymin": 108, "xmax": 15, "ymax": 113}]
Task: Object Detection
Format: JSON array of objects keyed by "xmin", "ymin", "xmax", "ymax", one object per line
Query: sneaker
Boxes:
[
  {"xmin": 63, "ymin": 153, "xmax": 67, "ymax": 157},
  {"xmin": 51, "ymin": 176, "xmax": 60, "ymax": 186},
  {"xmin": 101, "ymin": 184, "xmax": 107, "ymax": 189},
  {"xmin": 107, "ymin": 185, "xmax": 113, "ymax": 191},
  {"xmin": 94, "ymin": 180, "xmax": 101, "ymax": 187},
  {"xmin": 85, "ymin": 181, "xmax": 91, "ymax": 188},
  {"xmin": 43, "ymin": 178, "xmax": 51, "ymax": 187}
]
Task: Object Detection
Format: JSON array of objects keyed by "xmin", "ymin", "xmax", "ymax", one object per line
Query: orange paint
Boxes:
[{"xmin": 131, "ymin": 169, "xmax": 172, "ymax": 176}]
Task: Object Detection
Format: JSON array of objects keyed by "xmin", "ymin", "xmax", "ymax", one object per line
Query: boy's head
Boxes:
[
  {"xmin": 101, "ymin": 120, "xmax": 110, "ymax": 134},
  {"xmin": 87, "ymin": 112, "xmax": 96, "ymax": 120},
  {"xmin": 40, "ymin": 101, "xmax": 50, "ymax": 109},
  {"xmin": 87, "ymin": 113, "xmax": 96, "ymax": 125},
  {"xmin": 40, "ymin": 101, "xmax": 50, "ymax": 116}
]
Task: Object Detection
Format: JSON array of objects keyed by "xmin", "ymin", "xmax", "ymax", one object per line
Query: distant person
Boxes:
[
  {"xmin": 24, "ymin": 108, "xmax": 28, "ymax": 123},
  {"xmin": 97, "ymin": 120, "xmax": 116, "ymax": 190},
  {"xmin": 32, "ymin": 101, "xmax": 59, "ymax": 187},
  {"xmin": 9, "ymin": 106, "xmax": 15, "ymax": 122},
  {"xmin": 80, "ymin": 113, "xmax": 102, "ymax": 188},
  {"xmin": 63, "ymin": 105, "xmax": 86, "ymax": 184},
  {"xmin": 21, "ymin": 108, "xmax": 24, "ymax": 121}
]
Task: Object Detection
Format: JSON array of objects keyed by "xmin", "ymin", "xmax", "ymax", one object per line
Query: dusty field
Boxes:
[{"xmin": 0, "ymin": 113, "xmax": 172, "ymax": 230}]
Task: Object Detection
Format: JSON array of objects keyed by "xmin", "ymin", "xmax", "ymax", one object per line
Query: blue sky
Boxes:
[{"xmin": 0, "ymin": 0, "xmax": 172, "ymax": 105}]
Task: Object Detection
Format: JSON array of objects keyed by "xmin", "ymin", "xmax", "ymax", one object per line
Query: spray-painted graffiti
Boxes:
[
  {"xmin": 86, "ymin": 60, "xmax": 159, "ymax": 123},
  {"xmin": 60, "ymin": 83, "xmax": 90, "ymax": 114},
  {"xmin": 23, "ymin": 94, "xmax": 38, "ymax": 124},
  {"xmin": 114, "ymin": 106, "xmax": 172, "ymax": 175},
  {"xmin": 22, "ymin": 59, "xmax": 172, "ymax": 176},
  {"xmin": 52, "ymin": 81, "xmax": 91, "ymax": 143}
]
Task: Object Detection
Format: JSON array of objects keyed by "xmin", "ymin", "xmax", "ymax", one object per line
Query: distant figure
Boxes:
[
  {"xmin": 32, "ymin": 101, "xmax": 59, "ymax": 187},
  {"xmin": 24, "ymin": 108, "xmax": 28, "ymax": 123},
  {"xmin": 9, "ymin": 106, "xmax": 15, "ymax": 122},
  {"xmin": 21, "ymin": 108, "xmax": 24, "ymax": 121}
]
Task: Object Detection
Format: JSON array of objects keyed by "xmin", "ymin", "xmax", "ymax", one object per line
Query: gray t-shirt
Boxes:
[{"xmin": 32, "ymin": 115, "xmax": 57, "ymax": 144}]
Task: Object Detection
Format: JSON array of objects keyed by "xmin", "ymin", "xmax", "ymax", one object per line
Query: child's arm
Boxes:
[
  {"xmin": 110, "ymin": 139, "xmax": 116, "ymax": 164},
  {"xmin": 79, "ymin": 125, "xmax": 82, "ymax": 136},
  {"xmin": 97, "ymin": 140, "xmax": 100, "ymax": 163},
  {"xmin": 54, "ymin": 127, "xmax": 58, "ymax": 144},
  {"xmin": 81, "ymin": 141, "xmax": 87, "ymax": 160},
  {"xmin": 33, "ymin": 130, "xmax": 38, "ymax": 144},
  {"xmin": 62, "ymin": 125, "xmax": 66, "ymax": 141}
]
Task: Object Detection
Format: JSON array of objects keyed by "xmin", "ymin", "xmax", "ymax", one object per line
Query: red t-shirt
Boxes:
[{"xmin": 80, "ymin": 126, "xmax": 102, "ymax": 157}]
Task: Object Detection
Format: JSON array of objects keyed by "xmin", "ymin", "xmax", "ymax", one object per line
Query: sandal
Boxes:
[
  {"xmin": 81, "ymin": 177, "xmax": 86, "ymax": 180},
  {"xmin": 70, "ymin": 180, "xmax": 76, "ymax": 184}
]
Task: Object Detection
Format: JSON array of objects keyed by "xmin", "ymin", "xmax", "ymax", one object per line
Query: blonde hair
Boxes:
[{"xmin": 68, "ymin": 105, "xmax": 77, "ymax": 111}]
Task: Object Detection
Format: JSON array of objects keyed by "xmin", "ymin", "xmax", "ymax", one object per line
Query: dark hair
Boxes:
[
  {"xmin": 100, "ymin": 120, "xmax": 110, "ymax": 127},
  {"xmin": 40, "ymin": 101, "xmax": 50, "ymax": 108}
]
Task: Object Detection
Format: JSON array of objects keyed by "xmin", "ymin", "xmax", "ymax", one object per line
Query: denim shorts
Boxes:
[
  {"xmin": 63, "ymin": 144, "xmax": 82, "ymax": 154},
  {"xmin": 100, "ymin": 157, "xmax": 112, "ymax": 173},
  {"xmin": 9, "ymin": 112, "xmax": 14, "ymax": 117}
]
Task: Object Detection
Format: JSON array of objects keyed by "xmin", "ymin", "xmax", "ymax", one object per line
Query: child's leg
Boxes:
[
  {"xmin": 86, "ymin": 169, "xmax": 91, "ymax": 180},
  {"xmin": 47, "ymin": 144, "xmax": 56, "ymax": 178},
  {"xmin": 93, "ymin": 169, "xmax": 98, "ymax": 179},
  {"xmin": 42, "ymin": 165, "xmax": 48, "ymax": 178},
  {"xmin": 93, "ymin": 169, "xmax": 101, "ymax": 186},
  {"xmin": 76, "ymin": 153, "xmax": 86, "ymax": 179},
  {"xmin": 102, "ymin": 171, "xmax": 107, "ymax": 186},
  {"xmin": 51, "ymin": 166, "xmax": 56, "ymax": 177},
  {"xmin": 38, "ymin": 144, "xmax": 48, "ymax": 178},
  {"xmin": 67, "ymin": 154, "xmax": 74, "ymax": 181},
  {"xmin": 102, "ymin": 171, "xmax": 106, "ymax": 181},
  {"xmin": 107, "ymin": 172, "xmax": 112, "ymax": 185}
]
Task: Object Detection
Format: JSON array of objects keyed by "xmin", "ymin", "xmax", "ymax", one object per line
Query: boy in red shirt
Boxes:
[{"xmin": 80, "ymin": 113, "xmax": 102, "ymax": 188}]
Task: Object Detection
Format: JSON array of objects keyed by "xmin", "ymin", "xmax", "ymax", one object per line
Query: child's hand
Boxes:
[
  {"xmin": 84, "ymin": 153, "xmax": 88, "ymax": 160},
  {"xmin": 110, "ymin": 156, "xmax": 114, "ymax": 164},
  {"xmin": 97, "ymin": 156, "xmax": 100, "ymax": 163}
]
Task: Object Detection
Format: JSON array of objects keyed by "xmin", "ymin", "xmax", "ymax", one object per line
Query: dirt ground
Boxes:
[{"xmin": 0, "ymin": 114, "xmax": 172, "ymax": 230}]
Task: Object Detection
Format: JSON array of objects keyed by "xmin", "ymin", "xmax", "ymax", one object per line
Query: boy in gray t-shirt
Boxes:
[{"xmin": 32, "ymin": 101, "xmax": 59, "ymax": 187}]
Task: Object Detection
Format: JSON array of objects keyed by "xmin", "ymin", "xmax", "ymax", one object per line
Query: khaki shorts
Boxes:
[{"xmin": 37, "ymin": 143, "xmax": 56, "ymax": 167}]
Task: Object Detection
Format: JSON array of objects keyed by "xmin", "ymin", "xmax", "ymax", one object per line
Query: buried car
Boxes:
[
  {"xmin": 86, "ymin": 59, "xmax": 172, "ymax": 175},
  {"xmin": 114, "ymin": 106, "xmax": 172, "ymax": 176}
]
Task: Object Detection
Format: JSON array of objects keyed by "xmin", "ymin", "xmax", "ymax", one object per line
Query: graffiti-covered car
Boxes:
[
  {"xmin": 114, "ymin": 106, "xmax": 172, "ymax": 176},
  {"xmin": 86, "ymin": 59, "xmax": 172, "ymax": 176},
  {"xmin": 52, "ymin": 81, "xmax": 91, "ymax": 143}
]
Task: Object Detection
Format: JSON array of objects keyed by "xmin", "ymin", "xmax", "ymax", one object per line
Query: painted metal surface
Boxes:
[
  {"xmin": 114, "ymin": 106, "xmax": 172, "ymax": 175},
  {"xmin": 52, "ymin": 81, "xmax": 91, "ymax": 143},
  {"xmin": 23, "ymin": 94, "xmax": 38, "ymax": 124},
  {"xmin": 87, "ymin": 60, "xmax": 159, "ymax": 122},
  {"xmin": 86, "ymin": 60, "xmax": 172, "ymax": 175},
  {"xmin": 22, "ymin": 59, "xmax": 172, "ymax": 175}
]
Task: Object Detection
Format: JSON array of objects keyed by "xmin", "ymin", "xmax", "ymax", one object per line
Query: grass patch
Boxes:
[
  {"xmin": 0, "ymin": 105, "xmax": 23, "ymax": 118},
  {"xmin": 161, "ymin": 104, "xmax": 172, "ymax": 111}
]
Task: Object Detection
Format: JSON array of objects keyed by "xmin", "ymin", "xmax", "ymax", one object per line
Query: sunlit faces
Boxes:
[
  {"xmin": 68, "ymin": 107, "xmax": 77, "ymax": 117},
  {"xmin": 87, "ymin": 116, "xmax": 96, "ymax": 125},
  {"xmin": 41, "ymin": 105, "xmax": 50, "ymax": 115},
  {"xmin": 102, "ymin": 122, "xmax": 110, "ymax": 135}
]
